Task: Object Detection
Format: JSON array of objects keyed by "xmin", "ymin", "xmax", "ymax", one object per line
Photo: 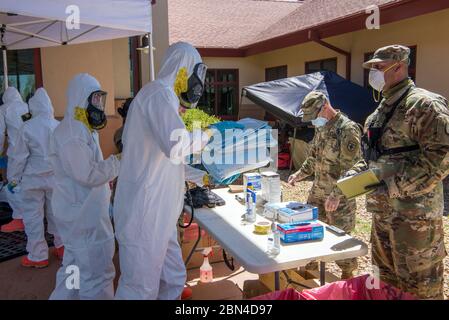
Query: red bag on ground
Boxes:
[
  {"xmin": 299, "ymin": 274, "xmax": 417, "ymax": 300},
  {"xmin": 252, "ymin": 275, "xmax": 417, "ymax": 300},
  {"xmin": 252, "ymin": 288, "xmax": 301, "ymax": 300},
  {"xmin": 278, "ymin": 152, "xmax": 291, "ymax": 170}
]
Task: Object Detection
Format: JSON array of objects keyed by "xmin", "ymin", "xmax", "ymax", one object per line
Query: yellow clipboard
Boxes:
[{"xmin": 337, "ymin": 169, "xmax": 381, "ymax": 200}]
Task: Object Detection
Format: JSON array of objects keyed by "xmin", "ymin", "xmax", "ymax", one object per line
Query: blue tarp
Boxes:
[
  {"xmin": 242, "ymin": 71, "xmax": 378, "ymax": 127},
  {"xmin": 201, "ymin": 118, "xmax": 277, "ymax": 183}
]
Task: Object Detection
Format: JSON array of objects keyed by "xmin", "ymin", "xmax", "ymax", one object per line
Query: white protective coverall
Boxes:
[
  {"xmin": 7, "ymin": 88, "xmax": 62, "ymax": 261},
  {"xmin": 49, "ymin": 74, "xmax": 120, "ymax": 300},
  {"xmin": 114, "ymin": 42, "xmax": 209, "ymax": 300},
  {"xmin": 0, "ymin": 87, "xmax": 28, "ymax": 220}
]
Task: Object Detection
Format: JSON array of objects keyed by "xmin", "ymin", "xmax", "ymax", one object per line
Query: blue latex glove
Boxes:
[
  {"xmin": 7, "ymin": 181, "xmax": 20, "ymax": 194},
  {"xmin": 0, "ymin": 156, "xmax": 7, "ymax": 169}
]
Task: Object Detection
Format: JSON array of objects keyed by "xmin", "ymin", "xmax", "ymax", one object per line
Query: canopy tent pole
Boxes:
[
  {"xmin": 238, "ymin": 90, "xmax": 245, "ymax": 120},
  {"xmin": 289, "ymin": 127, "xmax": 297, "ymax": 175},
  {"xmin": 2, "ymin": 48, "xmax": 7, "ymax": 90},
  {"xmin": 149, "ymin": 32, "xmax": 155, "ymax": 82},
  {"xmin": 1, "ymin": 24, "xmax": 7, "ymax": 90}
]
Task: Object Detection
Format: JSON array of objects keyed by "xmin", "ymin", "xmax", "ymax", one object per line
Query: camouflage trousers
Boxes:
[
  {"xmin": 367, "ymin": 190, "xmax": 447, "ymax": 300},
  {"xmin": 306, "ymin": 189, "xmax": 358, "ymax": 276}
]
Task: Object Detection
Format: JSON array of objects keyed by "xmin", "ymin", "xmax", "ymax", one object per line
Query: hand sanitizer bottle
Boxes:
[{"xmin": 200, "ymin": 247, "xmax": 213, "ymax": 283}]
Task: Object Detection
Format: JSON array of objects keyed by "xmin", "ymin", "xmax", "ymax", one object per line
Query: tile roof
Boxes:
[
  {"xmin": 251, "ymin": 0, "xmax": 399, "ymax": 44},
  {"xmin": 168, "ymin": 0, "xmax": 303, "ymax": 48},
  {"xmin": 168, "ymin": 0, "xmax": 402, "ymax": 49}
]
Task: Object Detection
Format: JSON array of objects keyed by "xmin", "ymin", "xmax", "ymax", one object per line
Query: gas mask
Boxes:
[
  {"xmin": 86, "ymin": 90, "xmax": 107, "ymax": 130},
  {"xmin": 179, "ymin": 63, "xmax": 207, "ymax": 109},
  {"xmin": 21, "ymin": 112, "xmax": 32, "ymax": 122}
]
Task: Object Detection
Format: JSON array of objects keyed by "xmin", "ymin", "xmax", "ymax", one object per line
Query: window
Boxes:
[
  {"xmin": 364, "ymin": 46, "xmax": 417, "ymax": 88},
  {"xmin": 0, "ymin": 48, "xmax": 42, "ymax": 101},
  {"xmin": 129, "ymin": 37, "xmax": 141, "ymax": 97},
  {"xmin": 198, "ymin": 69, "xmax": 239, "ymax": 120},
  {"xmin": 265, "ymin": 66, "xmax": 288, "ymax": 121},
  {"xmin": 265, "ymin": 65, "xmax": 287, "ymax": 82},
  {"xmin": 305, "ymin": 58, "xmax": 337, "ymax": 74}
]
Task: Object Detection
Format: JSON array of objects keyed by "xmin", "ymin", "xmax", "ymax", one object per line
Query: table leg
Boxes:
[
  {"xmin": 185, "ymin": 225, "xmax": 202, "ymax": 266},
  {"xmin": 274, "ymin": 271, "xmax": 280, "ymax": 291},
  {"xmin": 320, "ymin": 261, "xmax": 326, "ymax": 286}
]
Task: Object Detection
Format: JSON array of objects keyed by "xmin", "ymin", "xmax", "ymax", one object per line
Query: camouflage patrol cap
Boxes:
[
  {"xmin": 301, "ymin": 91, "xmax": 328, "ymax": 122},
  {"xmin": 363, "ymin": 45, "xmax": 410, "ymax": 69}
]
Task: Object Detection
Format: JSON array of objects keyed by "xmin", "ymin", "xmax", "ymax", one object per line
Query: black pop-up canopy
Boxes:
[{"xmin": 242, "ymin": 71, "xmax": 378, "ymax": 127}]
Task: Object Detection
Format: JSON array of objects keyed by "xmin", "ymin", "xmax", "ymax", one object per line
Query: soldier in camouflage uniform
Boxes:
[
  {"xmin": 343, "ymin": 45, "xmax": 448, "ymax": 299},
  {"xmin": 288, "ymin": 91, "xmax": 362, "ymax": 279}
]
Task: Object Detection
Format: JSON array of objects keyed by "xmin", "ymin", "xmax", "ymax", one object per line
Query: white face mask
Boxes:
[
  {"xmin": 311, "ymin": 117, "xmax": 328, "ymax": 128},
  {"xmin": 369, "ymin": 69, "xmax": 386, "ymax": 92},
  {"xmin": 369, "ymin": 61, "xmax": 403, "ymax": 92}
]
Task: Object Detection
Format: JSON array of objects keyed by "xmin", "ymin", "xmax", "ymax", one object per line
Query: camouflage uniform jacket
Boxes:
[
  {"xmin": 296, "ymin": 112, "xmax": 362, "ymax": 200},
  {"xmin": 354, "ymin": 78, "xmax": 449, "ymax": 214}
]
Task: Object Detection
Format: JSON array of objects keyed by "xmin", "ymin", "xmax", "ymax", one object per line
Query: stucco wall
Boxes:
[
  {"xmin": 41, "ymin": 39, "xmax": 126, "ymax": 157},
  {"xmin": 41, "ymin": 40, "xmax": 117, "ymax": 117},
  {"xmin": 112, "ymin": 38, "xmax": 132, "ymax": 99},
  {"xmin": 350, "ymin": 8, "xmax": 449, "ymax": 97},
  {"xmin": 202, "ymin": 8, "xmax": 449, "ymax": 100}
]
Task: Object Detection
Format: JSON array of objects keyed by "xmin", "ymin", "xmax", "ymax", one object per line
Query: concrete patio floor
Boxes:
[{"xmin": 0, "ymin": 252, "xmax": 260, "ymax": 300}]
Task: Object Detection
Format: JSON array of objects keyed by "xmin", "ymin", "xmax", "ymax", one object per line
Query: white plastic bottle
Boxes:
[
  {"xmin": 267, "ymin": 221, "xmax": 280, "ymax": 256},
  {"xmin": 246, "ymin": 188, "xmax": 256, "ymax": 223},
  {"xmin": 200, "ymin": 247, "xmax": 213, "ymax": 283}
]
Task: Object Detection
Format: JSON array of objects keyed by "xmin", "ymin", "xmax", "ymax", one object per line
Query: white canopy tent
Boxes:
[{"xmin": 0, "ymin": 0, "xmax": 155, "ymax": 91}]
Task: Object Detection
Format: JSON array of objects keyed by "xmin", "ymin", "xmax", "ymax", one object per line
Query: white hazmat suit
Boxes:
[
  {"xmin": 0, "ymin": 87, "xmax": 28, "ymax": 220},
  {"xmin": 114, "ymin": 42, "xmax": 209, "ymax": 300},
  {"xmin": 8, "ymin": 88, "xmax": 62, "ymax": 262},
  {"xmin": 49, "ymin": 74, "xmax": 120, "ymax": 300}
]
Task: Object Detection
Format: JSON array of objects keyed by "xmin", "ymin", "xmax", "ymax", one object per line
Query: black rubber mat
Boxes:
[
  {"xmin": 0, "ymin": 231, "xmax": 54, "ymax": 263},
  {"xmin": 0, "ymin": 202, "xmax": 12, "ymax": 225}
]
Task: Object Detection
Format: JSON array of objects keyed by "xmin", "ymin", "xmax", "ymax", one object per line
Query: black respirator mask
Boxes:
[
  {"xmin": 86, "ymin": 90, "xmax": 107, "ymax": 130},
  {"xmin": 21, "ymin": 112, "xmax": 32, "ymax": 122},
  {"xmin": 180, "ymin": 63, "xmax": 207, "ymax": 109}
]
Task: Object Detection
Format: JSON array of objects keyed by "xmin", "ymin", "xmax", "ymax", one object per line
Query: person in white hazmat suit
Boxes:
[
  {"xmin": 49, "ymin": 74, "xmax": 120, "ymax": 300},
  {"xmin": 7, "ymin": 88, "xmax": 63, "ymax": 268},
  {"xmin": 114, "ymin": 42, "xmax": 209, "ymax": 300},
  {"xmin": 0, "ymin": 87, "xmax": 28, "ymax": 233}
]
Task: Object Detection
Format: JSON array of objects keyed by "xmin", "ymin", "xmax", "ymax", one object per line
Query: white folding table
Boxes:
[{"xmin": 184, "ymin": 188, "xmax": 368, "ymax": 290}]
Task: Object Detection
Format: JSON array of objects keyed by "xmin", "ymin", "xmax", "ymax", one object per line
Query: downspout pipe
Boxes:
[{"xmin": 308, "ymin": 30, "xmax": 351, "ymax": 81}]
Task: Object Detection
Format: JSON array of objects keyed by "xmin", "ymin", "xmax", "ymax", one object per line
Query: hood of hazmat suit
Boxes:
[
  {"xmin": 0, "ymin": 87, "xmax": 29, "ymax": 220},
  {"xmin": 8, "ymin": 88, "xmax": 59, "ymax": 180},
  {"xmin": 49, "ymin": 73, "xmax": 120, "ymax": 300},
  {"xmin": 114, "ymin": 42, "xmax": 209, "ymax": 300},
  {"xmin": 6, "ymin": 87, "xmax": 62, "ymax": 262},
  {"xmin": 0, "ymin": 87, "xmax": 29, "ymax": 156}
]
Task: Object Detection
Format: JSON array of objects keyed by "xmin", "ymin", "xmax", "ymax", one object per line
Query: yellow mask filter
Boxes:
[
  {"xmin": 74, "ymin": 106, "xmax": 93, "ymax": 132},
  {"xmin": 174, "ymin": 67, "xmax": 188, "ymax": 97}
]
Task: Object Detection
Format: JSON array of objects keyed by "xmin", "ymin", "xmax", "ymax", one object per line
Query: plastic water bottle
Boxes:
[
  {"xmin": 200, "ymin": 247, "xmax": 213, "ymax": 283},
  {"xmin": 267, "ymin": 221, "xmax": 280, "ymax": 256}
]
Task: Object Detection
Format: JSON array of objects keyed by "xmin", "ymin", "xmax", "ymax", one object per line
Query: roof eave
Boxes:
[{"xmin": 199, "ymin": 0, "xmax": 449, "ymax": 57}]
